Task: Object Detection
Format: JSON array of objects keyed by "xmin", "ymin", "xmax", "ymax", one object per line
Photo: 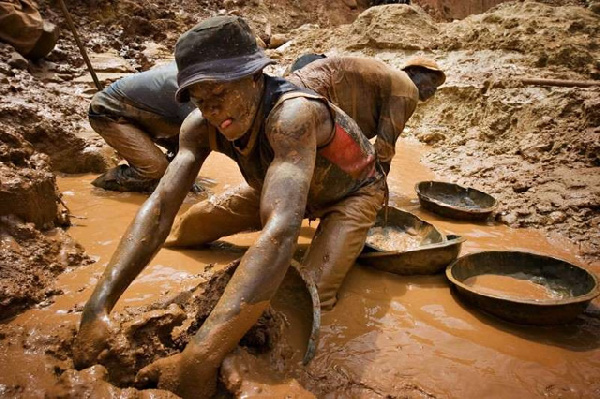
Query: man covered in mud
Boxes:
[
  {"xmin": 89, "ymin": 62, "xmax": 197, "ymax": 192},
  {"xmin": 288, "ymin": 54, "xmax": 446, "ymax": 175},
  {"xmin": 74, "ymin": 16, "xmax": 385, "ymax": 398}
]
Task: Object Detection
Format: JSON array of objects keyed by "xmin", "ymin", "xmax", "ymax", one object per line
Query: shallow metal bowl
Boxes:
[
  {"xmin": 359, "ymin": 207, "xmax": 464, "ymax": 275},
  {"xmin": 415, "ymin": 181, "xmax": 497, "ymax": 221},
  {"xmin": 446, "ymin": 251, "xmax": 600, "ymax": 325}
]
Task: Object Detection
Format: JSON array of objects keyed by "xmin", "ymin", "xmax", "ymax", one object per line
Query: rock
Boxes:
[
  {"xmin": 269, "ymin": 33, "xmax": 289, "ymax": 48},
  {"xmin": 549, "ymin": 211, "xmax": 567, "ymax": 224},
  {"xmin": 417, "ymin": 131, "xmax": 446, "ymax": 145},
  {"xmin": 8, "ymin": 52, "xmax": 29, "ymax": 70},
  {"xmin": 88, "ymin": 53, "xmax": 135, "ymax": 73},
  {"xmin": 255, "ymin": 35, "xmax": 267, "ymax": 49}
]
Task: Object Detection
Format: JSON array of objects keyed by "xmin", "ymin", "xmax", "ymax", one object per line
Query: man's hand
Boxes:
[
  {"xmin": 135, "ymin": 349, "xmax": 218, "ymax": 399},
  {"xmin": 72, "ymin": 312, "xmax": 115, "ymax": 370}
]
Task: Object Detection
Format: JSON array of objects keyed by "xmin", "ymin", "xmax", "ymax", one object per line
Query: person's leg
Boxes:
[
  {"xmin": 302, "ymin": 179, "xmax": 385, "ymax": 309},
  {"xmin": 165, "ymin": 184, "xmax": 262, "ymax": 248},
  {"xmin": 90, "ymin": 116, "xmax": 169, "ymax": 180}
]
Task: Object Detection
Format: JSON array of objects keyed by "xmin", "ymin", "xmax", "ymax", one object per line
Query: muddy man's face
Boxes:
[
  {"xmin": 188, "ymin": 74, "xmax": 263, "ymax": 141},
  {"xmin": 411, "ymin": 70, "xmax": 443, "ymax": 102}
]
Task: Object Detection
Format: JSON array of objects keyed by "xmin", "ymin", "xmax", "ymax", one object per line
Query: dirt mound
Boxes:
[
  {"xmin": 0, "ymin": 44, "xmax": 114, "ymax": 174},
  {"xmin": 345, "ymin": 5, "xmax": 438, "ymax": 51},
  {"xmin": 438, "ymin": 1, "xmax": 600, "ymax": 77},
  {"xmin": 0, "ymin": 216, "xmax": 91, "ymax": 320}
]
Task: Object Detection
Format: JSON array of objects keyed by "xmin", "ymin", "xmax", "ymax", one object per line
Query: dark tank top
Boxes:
[{"xmin": 209, "ymin": 75, "xmax": 381, "ymax": 213}]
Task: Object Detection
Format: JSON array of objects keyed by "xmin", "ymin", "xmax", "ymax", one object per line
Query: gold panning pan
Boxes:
[
  {"xmin": 359, "ymin": 207, "xmax": 464, "ymax": 275},
  {"xmin": 446, "ymin": 251, "xmax": 600, "ymax": 325},
  {"xmin": 415, "ymin": 181, "xmax": 497, "ymax": 221}
]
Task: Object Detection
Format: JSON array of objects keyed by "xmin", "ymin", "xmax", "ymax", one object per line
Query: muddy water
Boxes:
[
  {"xmin": 463, "ymin": 275, "xmax": 567, "ymax": 301},
  {"xmin": 2, "ymin": 140, "xmax": 599, "ymax": 398}
]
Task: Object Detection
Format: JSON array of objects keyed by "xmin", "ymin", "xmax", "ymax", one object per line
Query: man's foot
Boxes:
[{"xmin": 91, "ymin": 165, "xmax": 160, "ymax": 193}]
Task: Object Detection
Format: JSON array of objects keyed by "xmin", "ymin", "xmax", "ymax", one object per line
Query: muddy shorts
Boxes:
[
  {"xmin": 166, "ymin": 178, "xmax": 386, "ymax": 309},
  {"xmin": 89, "ymin": 91, "xmax": 181, "ymax": 179}
]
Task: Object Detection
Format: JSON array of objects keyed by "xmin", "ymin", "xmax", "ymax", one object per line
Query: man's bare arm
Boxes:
[
  {"xmin": 134, "ymin": 98, "xmax": 332, "ymax": 398},
  {"xmin": 374, "ymin": 96, "xmax": 416, "ymax": 174},
  {"xmin": 74, "ymin": 110, "xmax": 211, "ymax": 368}
]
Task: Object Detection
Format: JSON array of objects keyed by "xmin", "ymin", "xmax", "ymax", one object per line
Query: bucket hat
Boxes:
[
  {"xmin": 402, "ymin": 56, "xmax": 446, "ymax": 86},
  {"xmin": 175, "ymin": 16, "xmax": 275, "ymax": 102}
]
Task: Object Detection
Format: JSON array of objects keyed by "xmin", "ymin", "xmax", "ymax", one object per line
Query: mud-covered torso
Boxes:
[{"xmin": 209, "ymin": 75, "xmax": 381, "ymax": 214}]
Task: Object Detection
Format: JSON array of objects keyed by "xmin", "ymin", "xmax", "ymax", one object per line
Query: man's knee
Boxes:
[{"xmin": 89, "ymin": 92, "xmax": 118, "ymax": 138}]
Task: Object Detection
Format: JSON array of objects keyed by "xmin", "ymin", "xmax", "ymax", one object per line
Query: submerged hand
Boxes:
[
  {"xmin": 135, "ymin": 350, "xmax": 218, "ymax": 399},
  {"xmin": 73, "ymin": 312, "xmax": 114, "ymax": 370}
]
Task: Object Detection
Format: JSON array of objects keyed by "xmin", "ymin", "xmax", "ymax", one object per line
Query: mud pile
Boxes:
[{"xmin": 0, "ymin": 216, "xmax": 91, "ymax": 320}]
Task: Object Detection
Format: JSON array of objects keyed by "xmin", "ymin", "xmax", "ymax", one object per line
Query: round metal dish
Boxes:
[
  {"xmin": 415, "ymin": 181, "xmax": 497, "ymax": 221},
  {"xmin": 359, "ymin": 207, "xmax": 464, "ymax": 275},
  {"xmin": 446, "ymin": 251, "xmax": 600, "ymax": 325}
]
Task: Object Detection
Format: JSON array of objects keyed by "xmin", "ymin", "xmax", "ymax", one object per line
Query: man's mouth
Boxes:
[{"xmin": 220, "ymin": 118, "xmax": 233, "ymax": 130}]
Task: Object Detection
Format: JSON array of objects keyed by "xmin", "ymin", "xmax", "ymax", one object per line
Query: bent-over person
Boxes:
[
  {"xmin": 288, "ymin": 55, "xmax": 445, "ymax": 174},
  {"xmin": 89, "ymin": 62, "xmax": 195, "ymax": 192},
  {"xmin": 74, "ymin": 16, "xmax": 385, "ymax": 398}
]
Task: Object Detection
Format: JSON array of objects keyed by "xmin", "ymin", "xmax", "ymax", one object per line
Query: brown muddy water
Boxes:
[{"xmin": 2, "ymin": 140, "xmax": 599, "ymax": 398}]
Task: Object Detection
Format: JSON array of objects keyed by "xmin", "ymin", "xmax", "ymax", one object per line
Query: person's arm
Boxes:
[
  {"xmin": 73, "ymin": 110, "xmax": 211, "ymax": 369},
  {"xmin": 374, "ymin": 96, "xmax": 417, "ymax": 175},
  {"xmin": 135, "ymin": 98, "xmax": 331, "ymax": 398}
]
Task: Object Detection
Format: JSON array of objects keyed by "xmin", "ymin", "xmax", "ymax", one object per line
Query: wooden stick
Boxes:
[
  {"xmin": 56, "ymin": 0, "xmax": 103, "ymax": 91},
  {"xmin": 519, "ymin": 78, "xmax": 600, "ymax": 88}
]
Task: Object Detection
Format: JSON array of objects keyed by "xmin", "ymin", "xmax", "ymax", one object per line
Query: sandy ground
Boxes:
[{"xmin": 0, "ymin": 0, "xmax": 599, "ymax": 397}]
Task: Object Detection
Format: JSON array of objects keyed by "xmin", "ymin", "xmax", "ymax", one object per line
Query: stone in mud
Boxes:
[
  {"xmin": 269, "ymin": 33, "xmax": 289, "ymax": 48},
  {"xmin": 8, "ymin": 51, "xmax": 29, "ymax": 70}
]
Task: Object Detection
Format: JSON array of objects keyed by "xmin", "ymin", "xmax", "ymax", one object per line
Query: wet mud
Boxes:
[
  {"xmin": 463, "ymin": 274, "xmax": 568, "ymax": 301},
  {"xmin": 2, "ymin": 142, "xmax": 599, "ymax": 398}
]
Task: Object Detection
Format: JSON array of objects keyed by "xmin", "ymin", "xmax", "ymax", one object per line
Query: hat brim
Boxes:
[{"xmin": 176, "ymin": 54, "xmax": 275, "ymax": 103}]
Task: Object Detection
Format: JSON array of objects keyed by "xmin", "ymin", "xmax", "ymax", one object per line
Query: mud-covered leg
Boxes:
[
  {"xmin": 90, "ymin": 117, "xmax": 169, "ymax": 182},
  {"xmin": 165, "ymin": 184, "xmax": 262, "ymax": 248},
  {"xmin": 303, "ymin": 180, "xmax": 385, "ymax": 309}
]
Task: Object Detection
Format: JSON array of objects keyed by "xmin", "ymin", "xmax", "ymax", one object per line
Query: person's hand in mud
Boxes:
[
  {"xmin": 135, "ymin": 347, "xmax": 219, "ymax": 399},
  {"xmin": 73, "ymin": 310, "xmax": 115, "ymax": 369},
  {"xmin": 73, "ymin": 110, "xmax": 211, "ymax": 369}
]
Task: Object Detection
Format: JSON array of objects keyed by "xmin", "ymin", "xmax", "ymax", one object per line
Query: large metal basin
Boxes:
[
  {"xmin": 446, "ymin": 251, "xmax": 600, "ymax": 325},
  {"xmin": 415, "ymin": 181, "xmax": 497, "ymax": 221},
  {"xmin": 359, "ymin": 207, "xmax": 464, "ymax": 275}
]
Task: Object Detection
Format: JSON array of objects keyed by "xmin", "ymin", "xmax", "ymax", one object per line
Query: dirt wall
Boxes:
[{"xmin": 277, "ymin": 1, "xmax": 600, "ymax": 262}]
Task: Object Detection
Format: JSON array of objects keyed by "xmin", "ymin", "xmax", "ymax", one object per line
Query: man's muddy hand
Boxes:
[
  {"xmin": 135, "ymin": 350, "xmax": 218, "ymax": 399},
  {"xmin": 73, "ymin": 312, "xmax": 114, "ymax": 369}
]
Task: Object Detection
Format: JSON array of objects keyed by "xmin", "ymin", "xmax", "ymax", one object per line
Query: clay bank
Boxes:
[{"xmin": 1, "ymin": 1, "xmax": 599, "ymax": 398}]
